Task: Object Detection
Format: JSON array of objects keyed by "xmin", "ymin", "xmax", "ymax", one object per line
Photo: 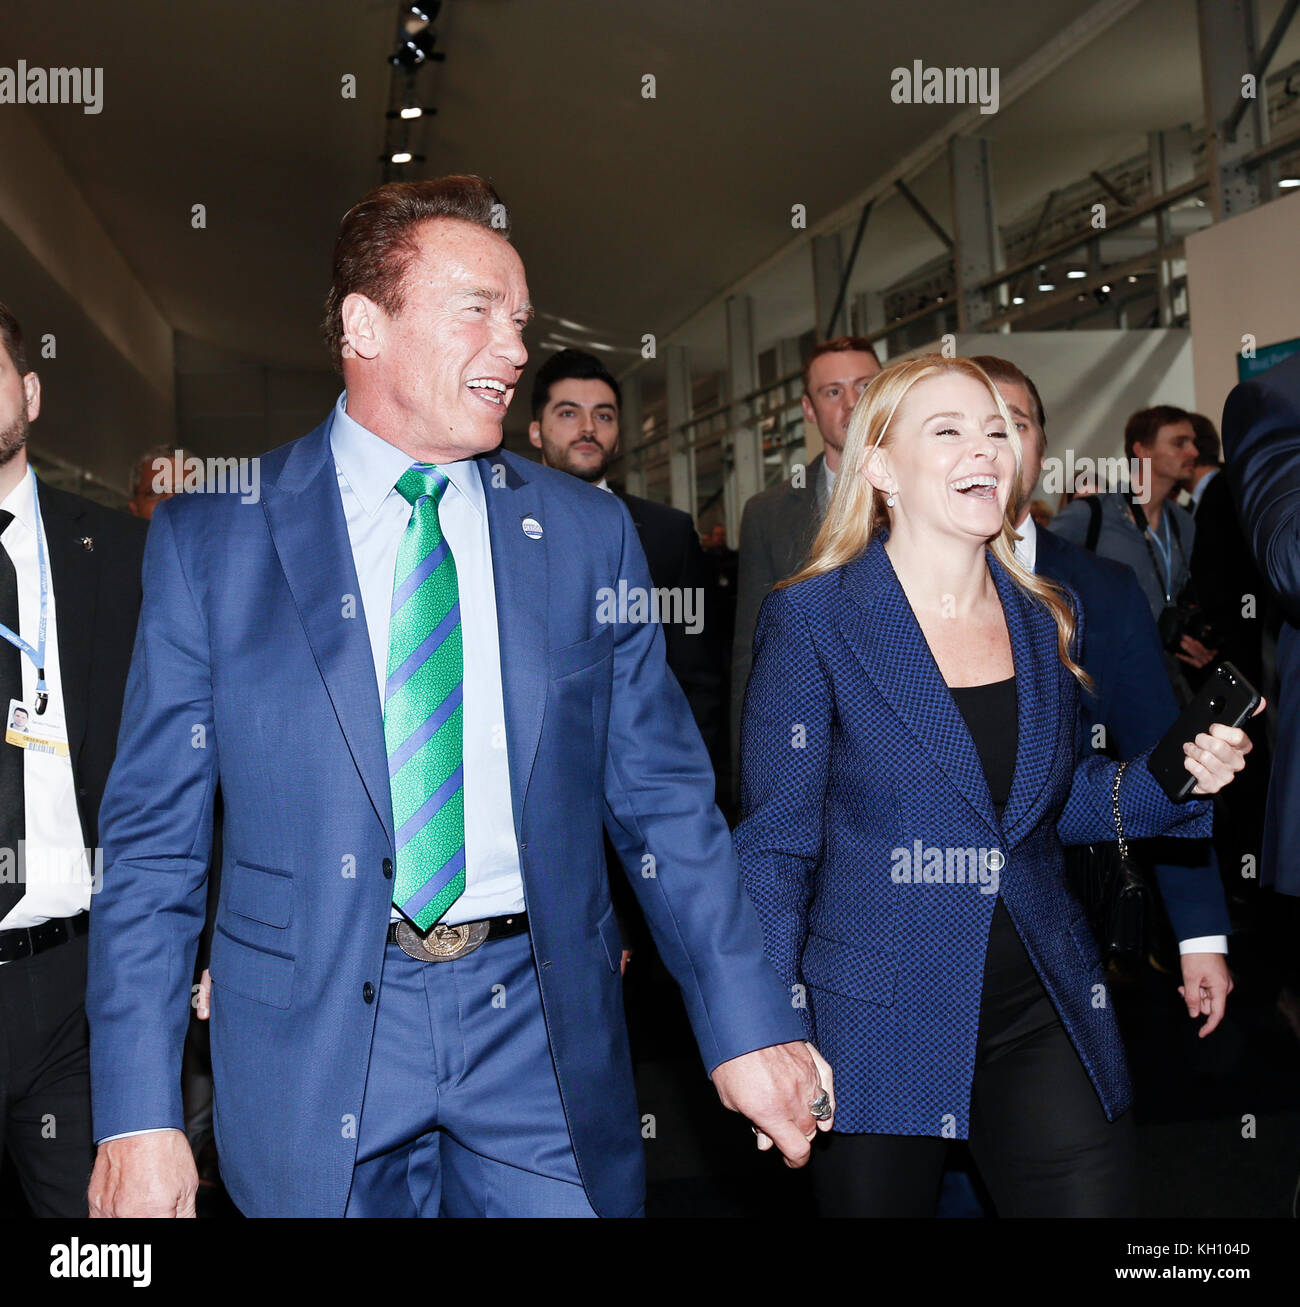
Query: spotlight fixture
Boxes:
[
  {"xmin": 1011, "ymin": 295, "xmax": 1025, "ymax": 305},
  {"xmin": 1127, "ymin": 274, "xmax": 1138, "ymax": 283},
  {"xmin": 1281, "ymin": 177, "xmax": 1300, "ymax": 188},
  {"xmin": 1066, "ymin": 269, "xmax": 1086, "ymax": 280},
  {"xmin": 1037, "ymin": 281, "xmax": 1055, "ymax": 292},
  {"xmin": 386, "ymin": 105, "xmax": 438, "ymax": 120},
  {"xmin": 393, "ymin": 3, "xmax": 445, "ymax": 68},
  {"xmin": 393, "ymin": 30, "xmax": 439, "ymax": 67}
]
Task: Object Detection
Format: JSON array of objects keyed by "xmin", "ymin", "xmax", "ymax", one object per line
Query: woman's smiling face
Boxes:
[{"xmin": 868, "ymin": 372, "xmax": 1017, "ymax": 542}]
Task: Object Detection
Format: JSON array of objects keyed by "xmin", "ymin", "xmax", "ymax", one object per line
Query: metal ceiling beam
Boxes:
[
  {"xmin": 1224, "ymin": 0, "xmax": 1300, "ymax": 140},
  {"xmin": 628, "ymin": 0, "xmax": 1147, "ymax": 376},
  {"xmin": 894, "ymin": 179, "xmax": 954, "ymax": 249}
]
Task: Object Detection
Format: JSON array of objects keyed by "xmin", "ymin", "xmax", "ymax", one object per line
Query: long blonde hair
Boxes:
[{"xmin": 781, "ymin": 353, "xmax": 1090, "ymax": 688}]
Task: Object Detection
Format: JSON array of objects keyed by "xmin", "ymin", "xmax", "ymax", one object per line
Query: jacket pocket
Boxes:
[
  {"xmin": 210, "ymin": 924, "xmax": 294, "ymax": 1009},
  {"xmin": 800, "ymin": 931, "xmax": 898, "ymax": 1007},
  {"xmin": 550, "ymin": 627, "xmax": 613, "ymax": 679},
  {"xmin": 226, "ymin": 860, "xmax": 293, "ymax": 928}
]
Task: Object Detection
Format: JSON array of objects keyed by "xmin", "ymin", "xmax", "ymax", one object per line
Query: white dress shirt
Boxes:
[
  {"xmin": 0, "ymin": 467, "xmax": 93, "ymax": 942},
  {"xmin": 330, "ymin": 393, "xmax": 525, "ymax": 925},
  {"xmin": 1189, "ymin": 466, "xmax": 1219, "ymax": 512},
  {"xmin": 1014, "ymin": 513, "xmax": 1225, "ymax": 955}
]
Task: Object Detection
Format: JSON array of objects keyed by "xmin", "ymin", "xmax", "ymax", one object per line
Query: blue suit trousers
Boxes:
[{"xmin": 343, "ymin": 932, "xmax": 602, "ymax": 1218}]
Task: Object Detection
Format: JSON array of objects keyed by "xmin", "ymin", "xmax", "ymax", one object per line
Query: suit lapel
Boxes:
[
  {"xmin": 787, "ymin": 454, "xmax": 824, "ymax": 573},
  {"xmin": 262, "ymin": 423, "xmax": 394, "ymax": 840},
  {"xmin": 477, "ymin": 453, "xmax": 549, "ymax": 842},
  {"xmin": 37, "ymin": 482, "xmax": 94, "ymax": 765},
  {"xmin": 836, "ymin": 535, "xmax": 1001, "ymax": 834}
]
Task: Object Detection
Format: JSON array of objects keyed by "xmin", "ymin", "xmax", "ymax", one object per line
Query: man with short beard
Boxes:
[
  {"xmin": 528, "ymin": 348, "xmax": 722, "ymax": 769},
  {"xmin": 0, "ymin": 300, "xmax": 145, "ymax": 1215}
]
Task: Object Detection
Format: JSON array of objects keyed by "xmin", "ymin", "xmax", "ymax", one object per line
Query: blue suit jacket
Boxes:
[
  {"xmin": 1222, "ymin": 351, "xmax": 1300, "ymax": 896},
  {"xmin": 86, "ymin": 419, "xmax": 802, "ymax": 1217},
  {"xmin": 1035, "ymin": 525, "xmax": 1229, "ymax": 939},
  {"xmin": 734, "ymin": 534, "xmax": 1211, "ymax": 1138}
]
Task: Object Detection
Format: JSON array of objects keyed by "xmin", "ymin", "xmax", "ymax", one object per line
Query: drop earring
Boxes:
[{"xmin": 886, "ymin": 488, "xmax": 897, "ymax": 507}]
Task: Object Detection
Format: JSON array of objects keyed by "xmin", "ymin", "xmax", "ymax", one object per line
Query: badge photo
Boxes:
[{"xmin": 5, "ymin": 697, "xmax": 70, "ymax": 757}]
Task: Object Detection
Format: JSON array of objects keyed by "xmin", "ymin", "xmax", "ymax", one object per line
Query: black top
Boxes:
[{"xmin": 949, "ymin": 676, "xmax": 1018, "ymax": 818}]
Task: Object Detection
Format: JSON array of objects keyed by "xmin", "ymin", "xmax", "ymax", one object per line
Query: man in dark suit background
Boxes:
[
  {"xmin": 731, "ymin": 337, "xmax": 880, "ymax": 770},
  {"xmin": 0, "ymin": 300, "xmax": 146, "ymax": 1215},
  {"xmin": 976, "ymin": 355, "xmax": 1234, "ymax": 1024},
  {"xmin": 528, "ymin": 348, "xmax": 723, "ymax": 768},
  {"xmin": 1185, "ymin": 413, "xmax": 1270, "ymax": 691},
  {"xmin": 1222, "ymin": 351, "xmax": 1300, "ymax": 900},
  {"xmin": 1181, "ymin": 413, "xmax": 1273, "ymax": 916}
]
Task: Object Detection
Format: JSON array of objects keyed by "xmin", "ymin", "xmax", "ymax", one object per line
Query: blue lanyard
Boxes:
[
  {"xmin": 0, "ymin": 475, "xmax": 50, "ymax": 713},
  {"xmin": 1145, "ymin": 511, "xmax": 1174, "ymax": 602}
]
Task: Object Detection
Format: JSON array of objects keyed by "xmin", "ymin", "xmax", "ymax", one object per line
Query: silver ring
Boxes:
[{"xmin": 809, "ymin": 1089, "xmax": 832, "ymax": 1120}]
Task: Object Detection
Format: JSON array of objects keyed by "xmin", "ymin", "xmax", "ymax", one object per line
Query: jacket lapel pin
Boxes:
[{"xmin": 521, "ymin": 516, "xmax": 543, "ymax": 540}]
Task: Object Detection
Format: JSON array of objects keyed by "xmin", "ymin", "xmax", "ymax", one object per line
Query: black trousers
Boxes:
[
  {"xmin": 0, "ymin": 930, "xmax": 94, "ymax": 1217},
  {"xmin": 813, "ymin": 899, "xmax": 1135, "ymax": 1217}
]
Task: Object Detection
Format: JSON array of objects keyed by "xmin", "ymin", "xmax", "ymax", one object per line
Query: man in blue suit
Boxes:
[
  {"xmin": 974, "ymin": 357, "xmax": 1233, "ymax": 1031},
  {"xmin": 84, "ymin": 176, "xmax": 821, "ymax": 1218},
  {"xmin": 1222, "ymin": 350, "xmax": 1300, "ymax": 897}
]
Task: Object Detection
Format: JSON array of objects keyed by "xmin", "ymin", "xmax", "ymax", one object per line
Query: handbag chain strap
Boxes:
[{"xmin": 1111, "ymin": 760, "xmax": 1129, "ymax": 860}]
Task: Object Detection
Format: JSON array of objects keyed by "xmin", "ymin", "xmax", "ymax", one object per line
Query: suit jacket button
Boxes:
[
  {"xmin": 362, "ymin": 982, "xmax": 375, "ymax": 1004},
  {"xmin": 381, "ymin": 858, "xmax": 393, "ymax": 879},
  {"xmin": 986, "ymin": 848, "xmax": 1005, "ymax": 872}
]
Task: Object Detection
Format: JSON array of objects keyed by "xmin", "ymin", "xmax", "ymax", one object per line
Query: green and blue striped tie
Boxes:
[{"xmin": 385, "ymin": 464, "xmax": 466, "ymax": 930}]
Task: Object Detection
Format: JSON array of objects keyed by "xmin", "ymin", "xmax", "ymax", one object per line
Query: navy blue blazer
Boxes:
[
  {"xmin": 86, "ymin": 419, "xmax": 802, "ymax": 1217},
  {"xmin": 1222, "ymin": 353, "xmax": 1300, "ymax": 895},
  {"xmin": 1035, "ymin": 525, "xmax": 1229, "ymax": 940},
  {"xmin": 735, "ymin": 533, "xmax": 1211, "ymax": 1138}
]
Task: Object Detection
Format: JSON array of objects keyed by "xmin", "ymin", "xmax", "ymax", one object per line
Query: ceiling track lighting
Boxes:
[{"xmin": 380, "ymin": 1, "xmax": 448, "ymax": 181}]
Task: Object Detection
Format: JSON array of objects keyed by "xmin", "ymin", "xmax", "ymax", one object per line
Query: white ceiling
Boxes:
[{"xmin": 7, "ymin": 0, "xmax": 1300, "ymax": 445}]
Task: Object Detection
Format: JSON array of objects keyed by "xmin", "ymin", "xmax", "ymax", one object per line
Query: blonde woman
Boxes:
[{"xmin": 734, "ymin": 355, "xmax": 1258, "ymax": 1216}]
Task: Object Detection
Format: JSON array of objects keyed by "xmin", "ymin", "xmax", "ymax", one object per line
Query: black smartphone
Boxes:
[{"xmin": 1146, "ymin": 661, "xmax": 1262, "ymax": 803}]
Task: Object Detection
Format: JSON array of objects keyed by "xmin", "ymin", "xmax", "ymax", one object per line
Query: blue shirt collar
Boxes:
[{"xmin": 329, "ymin": 391, "xmax": 485, "ymax": 518}]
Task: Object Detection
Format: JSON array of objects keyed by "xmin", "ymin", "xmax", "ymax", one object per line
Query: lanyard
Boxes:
[
  {"xmin": 1128, "ymin": 494, "xmax": 1183, "ymax": 605},
  {"xmin": 1145, "ymin": 511, "xmax": 1174, "ymax": 603},
  {"xmin": 0, "ymin": 475, "xmax": 49, "ymax": 713}
]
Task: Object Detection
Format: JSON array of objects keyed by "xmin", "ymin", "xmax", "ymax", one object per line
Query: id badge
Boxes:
[{"xmin": 5, "ymin": 697, "xmax": 69, "ymax": 757}]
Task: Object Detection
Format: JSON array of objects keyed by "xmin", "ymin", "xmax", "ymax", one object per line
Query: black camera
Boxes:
[{"xmin": 1157, "ymin": 586, "xmax": 1217, "ymax": 654}]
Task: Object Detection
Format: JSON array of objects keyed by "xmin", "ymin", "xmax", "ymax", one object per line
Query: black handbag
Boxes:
[{"xmin": 1064, "ymin": 761, "xmax": 1148, "ymax": 958}]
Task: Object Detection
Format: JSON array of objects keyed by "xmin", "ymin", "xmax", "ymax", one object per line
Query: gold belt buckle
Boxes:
[{"xmin": 395, "ymin": 918, "xmax": 491, "ymax": 963}]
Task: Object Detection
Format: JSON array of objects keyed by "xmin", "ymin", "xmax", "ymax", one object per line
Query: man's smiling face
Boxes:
[{"xmin": 345, "ymin": 217, "xmax": 532, "ymax": 460}]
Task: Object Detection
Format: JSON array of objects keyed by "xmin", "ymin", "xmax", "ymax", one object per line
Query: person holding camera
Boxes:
[{"xmin": 1051, "ymin": 406, "xmax": 1213, "ymax": 705}]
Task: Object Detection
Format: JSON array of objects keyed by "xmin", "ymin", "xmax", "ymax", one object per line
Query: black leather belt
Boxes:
[
  {"xmin": 388, "ymin": 911, "xmax": 528, "ymax": 962},
  {"xmin": 0, "ymin": 912, "xmax": 89, "ymax": 964}
]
